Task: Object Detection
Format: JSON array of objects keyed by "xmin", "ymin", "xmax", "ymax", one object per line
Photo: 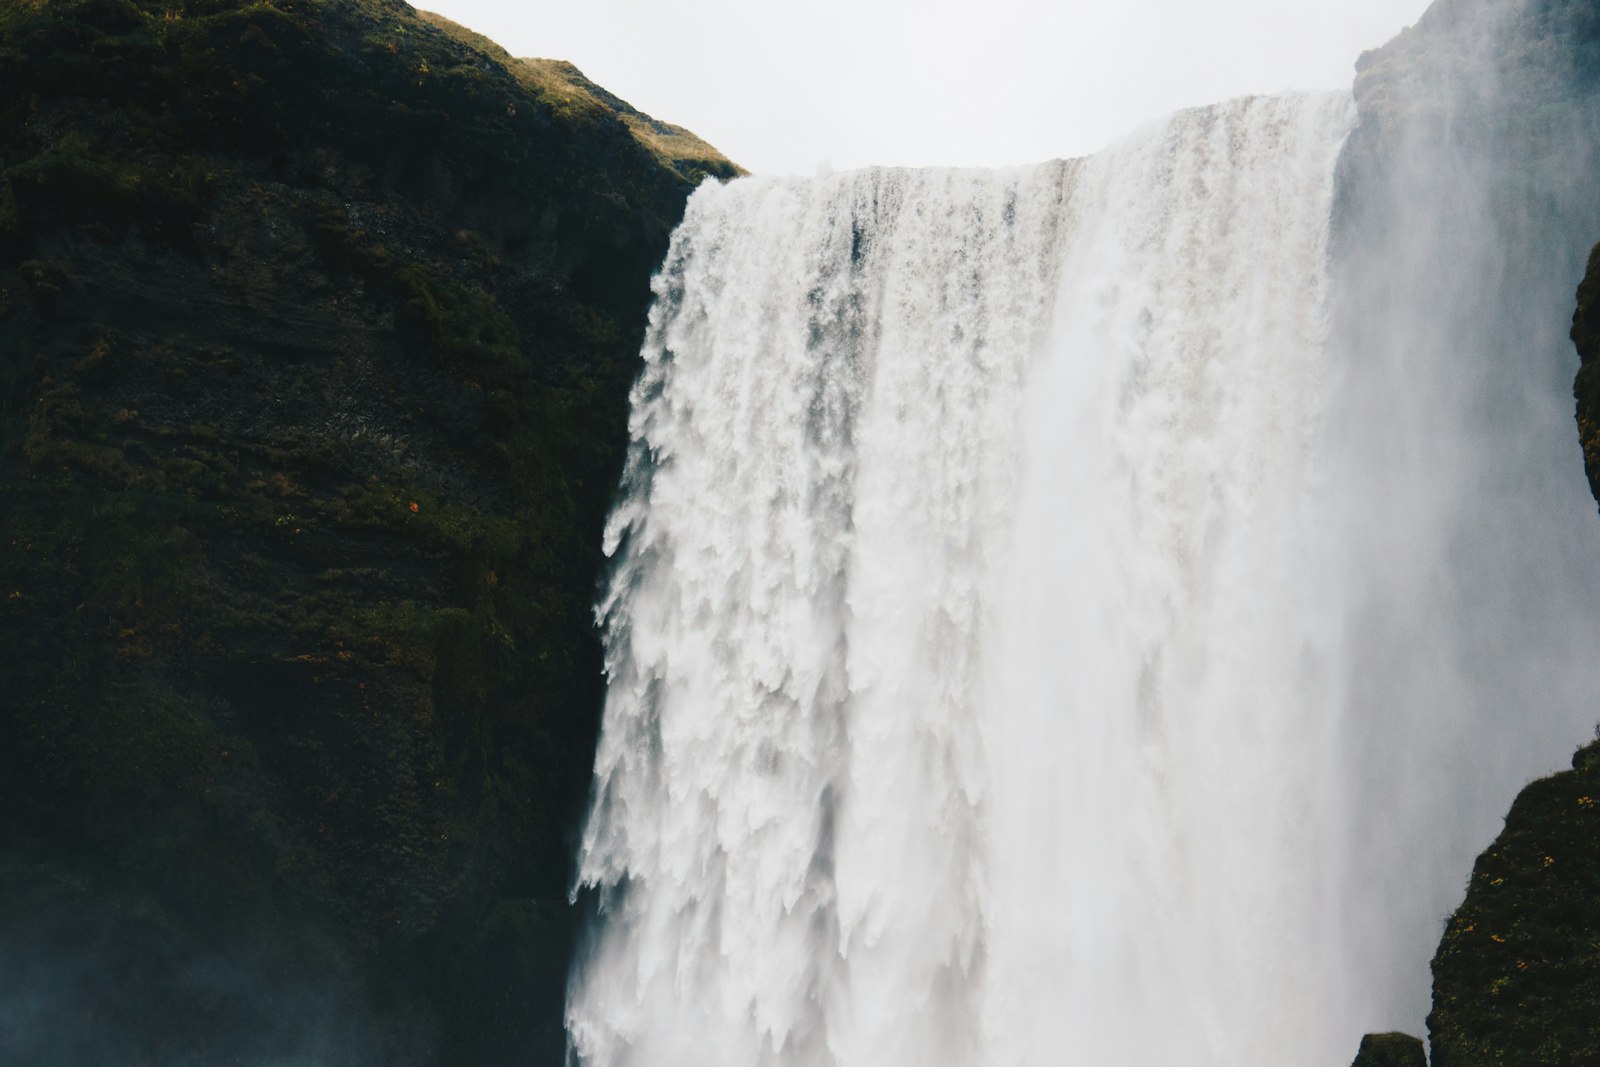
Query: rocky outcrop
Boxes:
[
  {"xmin": 1572, "ymin": 241, "xmax": 1600, "ymax": 506},
  {"xmin": 0, "ymin": 1, "xmax": 734, "ymax": 1064},
  {"xmin": 1351, "ymin": 1032, "xmax": 1428, "ymax": 1067},
  {"xmin": 1336, "ymin": 0, "xmax": 1600, "ymax": 259},
  {"xmin": 1427, "ymin": 740, "xmax": 1600, "ymax": 1065}
]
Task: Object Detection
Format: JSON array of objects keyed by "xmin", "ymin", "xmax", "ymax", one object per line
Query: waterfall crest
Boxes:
[{"xmin": 568, "ymin": 92, "xmax": 1357, "ymax": 1067}]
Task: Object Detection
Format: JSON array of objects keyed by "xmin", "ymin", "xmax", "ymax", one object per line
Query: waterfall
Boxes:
[{"xmin": 568, "ymin": 92, "xmax": 1361, "ymax": 1066}]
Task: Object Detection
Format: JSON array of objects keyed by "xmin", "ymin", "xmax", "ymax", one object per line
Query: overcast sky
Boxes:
[{"xmin": 418, "ymin": 0, "xmax": 1436, "ymax": 174}]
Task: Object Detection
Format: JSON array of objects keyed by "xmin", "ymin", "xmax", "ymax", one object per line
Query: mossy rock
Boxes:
[
  {"xmin": 0, "ymin": 0, "xmax": 736, "ymax": 1063},
  {"xmin": 1428, "ymin": 740, "xmax": 1600, "ymax": 1066}
]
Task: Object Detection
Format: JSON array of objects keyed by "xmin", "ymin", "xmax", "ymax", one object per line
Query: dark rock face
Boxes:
[
  {"xmin": 1351, "ymin": 1032, "xmax": 1428, "ymax": 1067},
  {"xmin": 0, "ymin": 1, "xmax": 733, "ymax": 1064},
  {"xmin": 1428, "ymin": 741, "xmax": 1600, "ymax": 1065},
  {"xmin": 1572, "ymin": 242, "xmax": 1600, "ymax": 506}
]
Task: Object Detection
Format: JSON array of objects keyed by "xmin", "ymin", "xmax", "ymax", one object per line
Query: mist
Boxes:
[
  {"xmin": 0, "ymin": 891, "xmax": 405, "ymax": 1067},
  {"xmin": 1324, "ymin": 0, "xmax": 1600, "ymax": 1031}
]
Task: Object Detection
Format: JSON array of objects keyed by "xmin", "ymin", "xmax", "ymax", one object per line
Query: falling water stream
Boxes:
[{"xmin": 565, "ymin": 77, "xmax": 1600, "ymax": 1066}]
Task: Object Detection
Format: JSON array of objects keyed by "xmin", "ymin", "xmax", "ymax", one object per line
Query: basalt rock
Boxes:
[
  {"xmin": 1427, "ymin": 740, "xmax": 1600, "ymax": 1065},
  {"xmin": 1572, "ymin": 241, "xmax": 1600, "ymax": 507}
]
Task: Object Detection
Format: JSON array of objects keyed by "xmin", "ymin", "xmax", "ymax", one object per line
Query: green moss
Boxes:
[
  {"xmin": 392, "ymin": 264, "xmax": 522, "ymax": 376},
  {"xmin": 308, "ymin": 213, "xmax": 523, "ymax": 378},
  {"xmin": 4, "ymin": 135, "xmax": 213, "ymax": 245}
]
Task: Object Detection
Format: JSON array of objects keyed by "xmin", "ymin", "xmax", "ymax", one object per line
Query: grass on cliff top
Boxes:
[
  {"xmin": 412, "ymin": 8, "xmax": 741, "ymax": 181},
  {"xmin": 0, "ymin": 0, "xmax": 737, "ymax": 214}
]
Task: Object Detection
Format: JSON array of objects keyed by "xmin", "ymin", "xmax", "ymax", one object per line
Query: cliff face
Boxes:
[
  {"xmin": 1572, "ymin": 242, "xmax": 1600, "ymax": 506},
  {"xmin": 0, "ymin": 2, "xmax": 734, "ymax": 1064},
  {"xmin": 1428, "ymin": 739, "xmax": 1600, "ymax": 1065},
  {"xmin": 1335, "ymin": 0, "xmax": 1600, "ymax": 284}
]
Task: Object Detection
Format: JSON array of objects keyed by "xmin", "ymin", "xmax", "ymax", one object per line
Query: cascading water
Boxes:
[{"xmin": 567, "ymin": 93, "xmax": 1362, "ymax": 1066}]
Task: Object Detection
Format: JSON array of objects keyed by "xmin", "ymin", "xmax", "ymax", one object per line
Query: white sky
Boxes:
[{"xmin": 418, "ymin": 0, "xmax": 1436, "ymax": 174}]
